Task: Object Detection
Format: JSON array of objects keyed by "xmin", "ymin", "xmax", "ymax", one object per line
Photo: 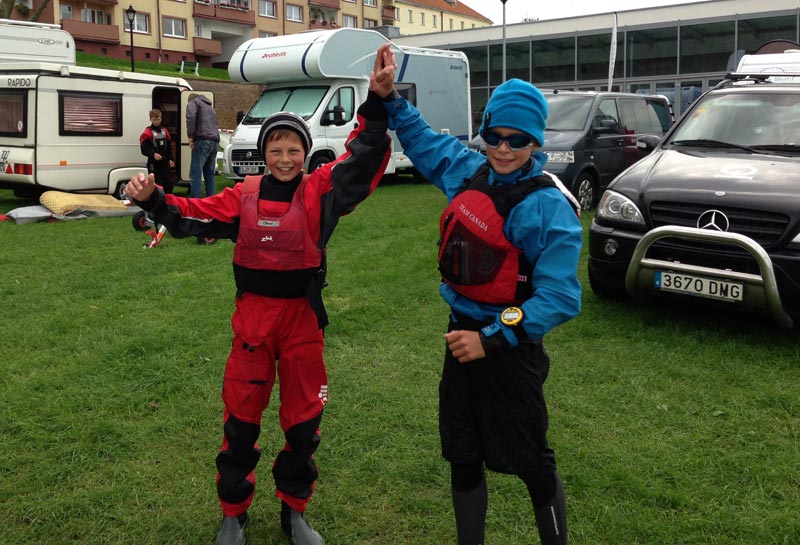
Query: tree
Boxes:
[{"xmin": 0, "ymin": 0, "xmax": 51, "ymax": 21}]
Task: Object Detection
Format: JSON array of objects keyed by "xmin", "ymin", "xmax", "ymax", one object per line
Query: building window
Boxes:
[
  {"xmin": 460, "ymin": 21, "xmax": 464, "ymax": 29},
  {"xmin": 363, "ymin": 0, "xmax": 376, "ymax": 5},
  {"xmin": 60, "ymin": 4, "xmax": 72, "ymax": 20},
  {"xmin": 259, "ymin": 31, "xmax": 277, "ymax": 38},
  {"xmin": 163, "ymin": 16, "xmax": 186, "ymax": 38},
  {"xmin": 124, "ymin": 12, "xmax": 150, "ymax": 33},
  {"xmin": 363, "ymin": 18, "xmax": 377, "ymax": 28},
  {"xmin": 343, "ymin": 14, "xmax": 357, "ymax": 27},
  {"xmin": 80, "ymin": 8, "xmax": 110, "ymax": 24},
  {"xmin": 432, "ymin": 14, "xmax": 436, "ymax": 28},
  {"xmin": 344, "ymin": 0, "xmax": 356, "ymax": 3},
  {"xmin": 286, "ymin": 4, "xmax": 302, "ymax": 22},
  {"xmin": 680, "ymin": 21, "xmax": 734, "ymax": 73},
  {"xmin": 420, "ymin": 12, "xmax": 425, "ymax": 26},
  {"xmin": 449, "ymin": 18, "xmax": 453, "ymax": 30},
  {"xmin": 258, "ymin": 0, "xmax": 275, "ymax": 17},
  {"xmin": 59, "ymin": 91, "xmax": 122, "ymax": 136},
  {"xmin": 408, "ymin": 10, "xmax": 412, "ymax": 23},
  {"xmin": 737, "ymin": 14, "xmax": 797, "ymax": 55},
  {"xmin": 626, "ymin": 27, "xmax": 677, "ymax": 78},
  {"xmin": 533, "ymin": 36, "xmax": 575, "ymax": 83}
]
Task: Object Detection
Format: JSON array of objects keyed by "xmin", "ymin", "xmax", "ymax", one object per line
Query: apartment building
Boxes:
[{"xmin": 5, "ymin": 0, "xmax": 489, "ymax": 68}]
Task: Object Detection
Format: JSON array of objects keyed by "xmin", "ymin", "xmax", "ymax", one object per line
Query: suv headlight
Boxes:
[
  {"xmin": 597, "ymin": 190, "xmax": 644, "ymax": 225},
  {"xmin": 545, "ymin": 150, "xmax": 574, "ymax": 163}
]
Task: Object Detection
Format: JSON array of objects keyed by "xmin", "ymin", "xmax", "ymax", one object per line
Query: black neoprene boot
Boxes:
[
  {"xmin": 533, "ymin": 471, "xmax": 567, "ymax": 545},
  {"xmin": 280, "ymin": 501, "xmax": 325, "ymax": 545},
  {"xmin": 215, "ymin": 512, "xmax": 248, "ymax": 545},
  {"xmin": 451, "ymin": 473, "xmax": 488, "ymax": 545}
]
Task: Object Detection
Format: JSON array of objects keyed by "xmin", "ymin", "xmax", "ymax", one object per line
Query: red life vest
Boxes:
[
  {"xmin": 438, "ymin": 166, "xmax": 558, "ymax": 306},
  {"xmin": 233, "ymin": 175, "xmax": 322, "ymax": 271}
]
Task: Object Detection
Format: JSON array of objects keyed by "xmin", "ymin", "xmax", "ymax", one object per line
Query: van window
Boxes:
[
  {"xmin": 0, "ymin": 91, "xmax": 27, "ymax": 138},
  {"xmin": 243, "ymin": 86, "xmax": 327, "ymax": 125},
  {"xmin": 619, "ymin": 98, "xmax": 670, "ymax": 134},
  {"xmin": 59, "ymin": 91, "xmax": 122, "ymax": 136},
  {"xmin": 326, "ymin": 86, "xmax": 355, "ymax": 123},
  {"xmin": 546, "ymin": 94, "xmax": 593, "ymax": 130},
  {"xmin": 595, "ymin": 99, "xmax": 622, "ymax": 133}
]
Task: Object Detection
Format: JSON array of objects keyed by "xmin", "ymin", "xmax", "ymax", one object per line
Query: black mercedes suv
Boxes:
[{"xmin": 588, "ymin": 72, "xmax": 800, "ymax": 327}]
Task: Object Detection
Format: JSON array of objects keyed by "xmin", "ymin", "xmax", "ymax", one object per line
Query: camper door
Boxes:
[{"xmin": 180, "ymin": 90, "xmax": 215, "ymax": 182}]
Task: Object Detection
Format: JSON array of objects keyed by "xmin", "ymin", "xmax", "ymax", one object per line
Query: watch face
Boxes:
[{"xmin": 501, "ymin": 306, "xmax": 523, "ymax": 326}]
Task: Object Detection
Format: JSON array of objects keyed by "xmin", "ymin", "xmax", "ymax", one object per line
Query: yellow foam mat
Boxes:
[{"xmin": 40, "ymin": 191, "xmax": 128, "ymax": 215}]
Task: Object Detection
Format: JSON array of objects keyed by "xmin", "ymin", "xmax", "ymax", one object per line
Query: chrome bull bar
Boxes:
[{"xmin": 624, "ymin": 225, "xmax": 793, "ymax": 328}]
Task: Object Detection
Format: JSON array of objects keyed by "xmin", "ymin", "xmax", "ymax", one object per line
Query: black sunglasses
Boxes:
[{"xmin": 481, "ymin": 130, "xmax": 534, "ymax": 151}]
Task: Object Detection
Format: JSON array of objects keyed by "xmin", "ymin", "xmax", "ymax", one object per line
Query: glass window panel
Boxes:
[
  {"xmin": 532, "ymin": 37, "xmax": 575, "ymax": 84},
  {"xmin": 577, "ymin": 32, "xmax": 622, "ymax": 81},
  {"xmin": 59, "ymin": 92, "xmax": 122, "ymax": 136},
  {"xmin": 456, "ymin": 46, "xmax": 487, "ymax": 89},
  {"xmin": 680, "ymin": 21, "xmax": 735, "ymax": 73},
  {"xmin": 738, "ymin": 15, "xmax": 797, "ymax": 56},
  {"xmin": 0, "ymin": 91, "xmax": 27, "ymax": 137},
  {"xmin": 627, "ymin": 27, "xmax": 677, "ymax": 78},
  {"xmin": 471, "ymin": 87, "xmax": 488, "ymax": 135}
]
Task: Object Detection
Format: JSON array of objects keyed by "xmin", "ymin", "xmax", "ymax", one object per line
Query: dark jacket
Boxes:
[{"xmin": 186, "ymin": 96, "xmax": 219, "ymax": 142}]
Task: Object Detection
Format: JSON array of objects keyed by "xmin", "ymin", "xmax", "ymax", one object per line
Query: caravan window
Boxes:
[
  {"xmin": 0, "ymin": 91, "xmax": 27, "ymax": 138},
  {"xmin": 396, "ymin": 83, "xmax": 417, "ymax": 107},
  {"xmin": 59, "ymin": 91, "xmax": 123, "ymax": 136}
]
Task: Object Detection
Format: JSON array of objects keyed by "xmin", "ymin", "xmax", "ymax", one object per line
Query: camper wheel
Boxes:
[
  {"xmin": 308, "ymin": 152, "xmax": 334, "ymax": 173},
  {"xmin": 114, "ymin": 181, "xmax": 129, "ymax": 200}
]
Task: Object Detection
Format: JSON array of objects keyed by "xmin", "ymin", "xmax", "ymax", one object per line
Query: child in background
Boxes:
[{"xmin": 139, "ymin": 109, "xmax": 175, "ymax": 194}]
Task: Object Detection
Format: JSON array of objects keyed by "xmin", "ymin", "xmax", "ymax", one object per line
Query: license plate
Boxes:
[
  {"xmin": 655, "ymin": 271, "xmax": 743, "ymax": 302},
  {"xmin": 238, "ymin": 165, "xmax": 260, "ymax": 174}
]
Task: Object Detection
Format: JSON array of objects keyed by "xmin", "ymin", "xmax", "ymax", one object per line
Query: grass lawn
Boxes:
[{"xmin": 0, "ymin": 181, "xmax": 798, "ymax": 544}]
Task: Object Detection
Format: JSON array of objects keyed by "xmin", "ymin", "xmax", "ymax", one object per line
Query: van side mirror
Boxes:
[
  {"xmin": 321, "ymin": 105, "xmax": 347, "ymax": 127},
  {"xmin": 636, "ymin": 134, "xmax": 662, "ymax": 152},
  {"xmin": 594, "ymin": 118, "xmax": 620, "ymax": 134},
  {"xmin": 236, "ymin": 110, "xmax": 244, "ymax": 124}
]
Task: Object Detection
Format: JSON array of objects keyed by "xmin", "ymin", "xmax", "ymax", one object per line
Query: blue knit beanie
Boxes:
[{"xmin": 479, "ymin": 79, "xmax": 548, "ymax": 147}]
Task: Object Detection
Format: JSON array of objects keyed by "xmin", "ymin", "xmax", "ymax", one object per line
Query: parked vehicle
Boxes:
[
  {"xmin": 469, "ymin": 90, "xmax": 672, "ymax": 210},
  {"xmin": 587, "ymin": 67, "xmax": 800, "ymax": 327},
  {"xmin": 0, "ymin": 19, "xmax": 210, "ymax": 199},
  {"xmin": 224, "ymin": 28, "xmax": 471, "ymax": 179}
]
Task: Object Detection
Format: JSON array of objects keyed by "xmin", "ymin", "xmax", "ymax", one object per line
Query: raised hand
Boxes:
[{"xmin": 369, "ymin": 43, "xmax": 397, "ymax": 99}]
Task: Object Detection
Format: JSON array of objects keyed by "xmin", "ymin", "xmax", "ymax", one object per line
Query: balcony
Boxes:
[
  {"xmin": 193, "ymin": 0, "xmax": 255, "ymax": 26},
  {"xmin": 91, "ymin": 0, "xmax": 119, "ymax": 5},
  {"xmin": 309, "ymin": 20, "xmax": 337, "ymax": 30},
  {"xmin": 194, "ymin": 37, "xmax": 222, "ymax": 57},
  {"xmin": 381, "ymin": 5, "xmax": 395, "ymax": 21},
  {"xmin": 62, "ymin": 19, "xmax": 120, "ymax": 43},
  {"xmin": 309, "ymin": 0, "xmax": 340, "ymax": 9}
]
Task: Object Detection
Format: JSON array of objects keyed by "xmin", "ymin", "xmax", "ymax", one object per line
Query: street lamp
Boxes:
[
  {"xmin": 500, "ymin": 0, "xmax": 507, "ymax": 82},
  {"xmin": 125, "ymin": 5, "xmax": 136, "ymax": 72}
]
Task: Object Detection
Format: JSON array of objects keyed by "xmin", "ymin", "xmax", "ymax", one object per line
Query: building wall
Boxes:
[{"xmin": 392, "ymin": 0, "xmax": 490, "ymax": 35}]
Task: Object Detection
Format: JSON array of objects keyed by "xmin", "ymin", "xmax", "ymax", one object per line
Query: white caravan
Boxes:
[
  {"xmin": 0, "ymin": 19, "xmax": 211, "ymax": 198},
  {"xmin": 224, "ymin": 28, "xmax": 471, "ymax": 179}
]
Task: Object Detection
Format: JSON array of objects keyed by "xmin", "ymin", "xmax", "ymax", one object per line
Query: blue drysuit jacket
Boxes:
[{"xmin": 383, "ymin": 96, "xmax": 583, "ymax": 343}]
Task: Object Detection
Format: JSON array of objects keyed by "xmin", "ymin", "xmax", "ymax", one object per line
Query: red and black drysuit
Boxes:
[
  {"xmin": 132, "ymin": 94, "xmax": 390, "ymax": 517},
  {"xmin": 140, "ymin": 125, "xmax": 175, "ymax": 194}
]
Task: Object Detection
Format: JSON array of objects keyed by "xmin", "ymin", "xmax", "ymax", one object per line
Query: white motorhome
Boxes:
[
  {"xmin": 0, "ymin": 19, "xmax": 210, "ymax": 199},
  {"xmin": 224, "ymin": 28, "xmax": 471, "ymax": 179}
]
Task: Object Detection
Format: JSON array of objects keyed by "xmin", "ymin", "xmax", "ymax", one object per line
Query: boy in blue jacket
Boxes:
[{"xmin": 379, "ymin": 44, "xmax": 582, "ymax": 545}]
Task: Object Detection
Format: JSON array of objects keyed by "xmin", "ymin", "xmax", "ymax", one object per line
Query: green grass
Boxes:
[
  {"xmin": 1, "ymin": 182, "xmax": 798, "ymax": 544},
  {"xmin": 76, "ymin": 51, "xmax": 231, "ymax": 81}
]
